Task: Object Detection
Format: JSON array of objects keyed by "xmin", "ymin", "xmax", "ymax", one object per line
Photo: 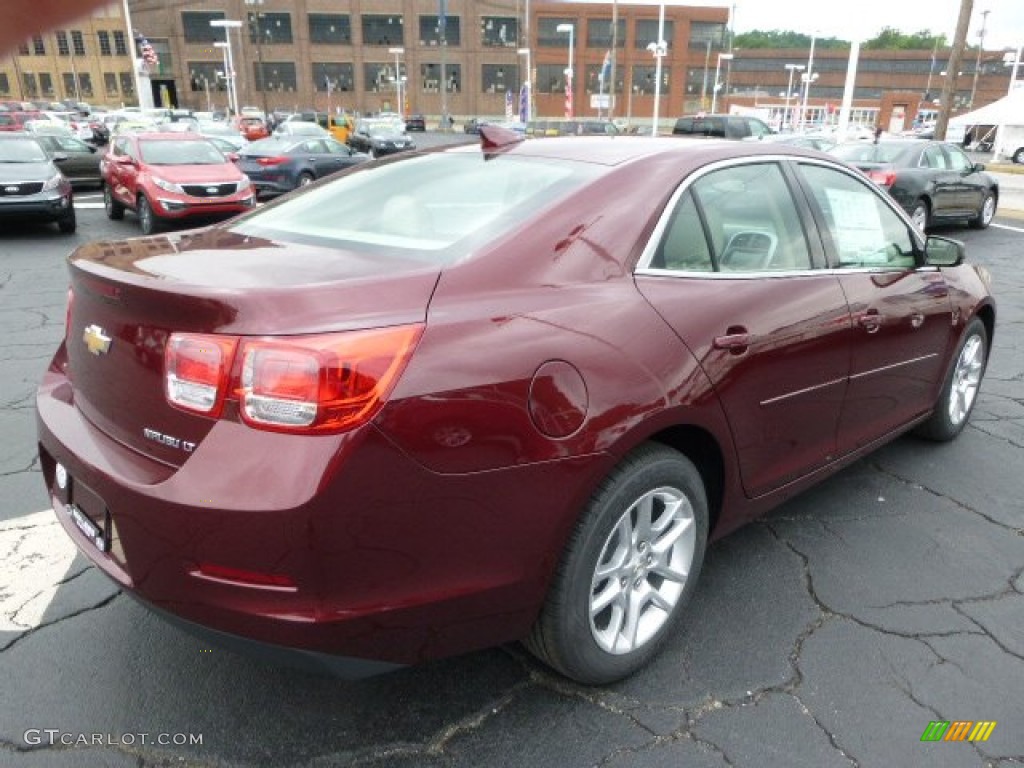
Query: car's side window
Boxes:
[
  {"xmin": 922, "ymin": 145, "xmax": 948, "ymax": 169},
  {"xmin": 945, "ymin": 146, "xmax": 973, "ymax": 172},
  {"xmin": 798, "ymin": 164, "xmax": 917, "ymax": 269},
  {"xmin": 655, "ymin": 191, "xmax": 714, "ymax": 271},
  {"xmin": 691, "ymin": 163, "xmax": 812, "ymax": 271}
]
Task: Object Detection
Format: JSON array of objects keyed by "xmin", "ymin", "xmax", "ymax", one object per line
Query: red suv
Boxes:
[{"xmin": 102, "ymin": 132, "xmax": 255, "ymax": 234}]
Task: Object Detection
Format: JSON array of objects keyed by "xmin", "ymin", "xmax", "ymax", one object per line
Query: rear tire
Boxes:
[
  {"xmin": 1013, "ymin": 147, "xmax": 1024, "ymax": 164},
  {"xmin": 104, "ymin": 184, "xmax": 124, "ymax": 220},
  {"xmin": 915, "ymin": 317, "xmax": 988, "ymax": 441},
  {"xmin": 524, "ymin": 443, "xmax": 709, "ymax": 684},
  {"xmin": 910, "ymin": 199, "xmax": 929, "ymax": 232}
]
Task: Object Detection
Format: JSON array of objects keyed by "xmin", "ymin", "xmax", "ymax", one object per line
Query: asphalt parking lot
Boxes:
[{"xmin": 0, "ymin": 155, "xmax": 1022, "ymax": 767}]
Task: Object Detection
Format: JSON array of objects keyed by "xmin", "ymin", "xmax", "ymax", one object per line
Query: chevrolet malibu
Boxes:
[{"xmin": 37, "ymin": 129, "xmax": 994, "ymax": 684}]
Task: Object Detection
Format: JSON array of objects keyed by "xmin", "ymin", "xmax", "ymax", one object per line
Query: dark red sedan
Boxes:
[{"xmin": 37, "ymin": 129, "xmax": 995, "ymax": 684}]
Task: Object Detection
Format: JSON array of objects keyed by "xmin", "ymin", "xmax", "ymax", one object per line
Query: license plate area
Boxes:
[{"xmin": 55, "ymin": 465, "xmax": 110, "ymax": 553}]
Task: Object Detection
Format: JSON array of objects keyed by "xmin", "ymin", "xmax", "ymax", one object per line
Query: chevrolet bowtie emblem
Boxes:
[{"xmin": 83, "ymin": 324, "xmax": 112, "ymax": 355}]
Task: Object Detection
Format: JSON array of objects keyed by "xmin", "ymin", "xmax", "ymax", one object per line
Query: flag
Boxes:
[
  {"xmin": 505, "ymin": 89, "xmax": 514, "ymax": 121},
  {"xmin": 137, "ymin": 35, "xmax": 158, "ymax": 69},
  {"xmin": 519, "ymin": 82, "xmax": 529, "ymax": 123},
  {"xmin": 600, "ymin": 50, "xmax": 612, "ymax": 84}
]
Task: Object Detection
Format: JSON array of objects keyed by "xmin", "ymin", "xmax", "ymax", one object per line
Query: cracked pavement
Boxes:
[{"xmin": 0, "ymin": 203, "xmax": 1022, "ymax": 767}]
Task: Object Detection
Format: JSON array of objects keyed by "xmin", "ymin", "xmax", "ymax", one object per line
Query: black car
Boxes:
[
  {"xmin": 348, "ymin": 119, "xmax": 416, "ymax": 158},
  {"xmin": 672, "ymin": 114, "xmax": 774, "ymax": 140},
  {"xmin": 0, "ymin": 133, "xmax": 75, "ymax": 232},
  {"xmin": 236, "ymin": 136, "xmax": 369, "ymax": 196},
  {"xmin": 34, "ymin": 133, "xmax": 103, "ymax": 188},
  {"xmin": 830, "ymin": 139, "xmax": 998, "ymax": 231},
  {"xmin": 405, "ymin": 114, "xmax": 426, "ymax": 132}
]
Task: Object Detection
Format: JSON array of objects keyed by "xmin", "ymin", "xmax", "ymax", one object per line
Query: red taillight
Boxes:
[
  {"xmin": 256, "ymin": 156, "xmax": 287, "ymax": 166},
  {"xmin": 238, "ymin": 325, "xmax": 423, "ymax": 433},
  {"xmin": 165, "ymin": 333, "xmax": 238, "ymax": 416},
  {"xmin": 867, "ymin": 169, "xmax": 896, "ymax": 188}
]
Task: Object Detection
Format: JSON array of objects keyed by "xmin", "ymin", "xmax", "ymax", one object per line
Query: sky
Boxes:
[{"xmin": 570, "ymin": 0, "xmax": 1024, "ymax": 51}]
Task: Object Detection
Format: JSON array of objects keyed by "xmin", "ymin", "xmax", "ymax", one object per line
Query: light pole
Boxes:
[
  {"xmin": 517, "ymin": 47, "xmax": 532, "ymax": 122},
  {"xmin": 210, "ymin": 19, "xmax": 242, "ymax": 117},
  {"xmin": 783, "ymin": 63, "xmax": 804, "ymax": 131},
  {"xmin": 1006, "ymin": 45, "xmax": 1023, "ymax": 96},
  {"xmin": 388, "ymin": 46, "xmax": 405, "ymax": 115},
  {"xmin": 244, "ymin": 0, "xmax": 271, "ymax": 119},
  {"xmin": 798, "ymin": 33, "xmax": 817, "ymax": 132},
  {"xmin": 556, "ymin": 23, "xmax": 574, "ymax": 118},
  {"xmin": 645, "ymin": 1, "xmax": 666, "ymax": 136},
  {"xmin": 701, "ymin": 39, "xmax": 712, "ymax": 110},
  {"xmin": 213, "ymin": 42, "xmax": 234, "ymax": 116},
  {"xmin": 711, "ymin": 52, "xmax": 733, "ymax": 113}
]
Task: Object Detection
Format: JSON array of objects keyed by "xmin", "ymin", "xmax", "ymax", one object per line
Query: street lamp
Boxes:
[
  {"xmin": 783, "ymin": 64, "xmax": 804, "ymax": 132},
  {"xmin": 711, "ymin": 52, "xmax": 733, "ymax": 113},
  {"xmin": 798, "ymin": 33, "xmax": 818, "ymax": 133},
  {"xmin": 388, "ymin": 47, "xmax": 405, "ymax": 115},
  {"xmin": 645, "ymin": 1, "xmax": 666, "ymax": 136},
  {"xmin": 1006, "ymin": 46, "xmax": 1023, "ymax": 96},
  {"xmin": 210, "ymin": 19, "xmax": 242, "ymax": 117},
  {"xmin": 517, "ymin": 47, "xmax": 532, "ymax": 123},
  {"xmin": 556, "ymin": 23, "xmax": 574, "ymax": 118},
  {"xmin": 244, "ymin": 0, "xmax": 271, "ymax": 119}
]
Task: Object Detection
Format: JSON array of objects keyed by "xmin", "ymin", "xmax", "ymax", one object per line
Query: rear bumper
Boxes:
[{"xmin": 35, "ymin": 356, "xmax": 588, "ymax": 669}]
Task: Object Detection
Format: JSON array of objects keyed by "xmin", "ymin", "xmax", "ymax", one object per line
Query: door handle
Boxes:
[
  {"xmin": 856, "ymin": 309, "xmax": 882, "ymax": 333},
  {"xmin": 713, "ymin": 327, "xmax": 751, "ymax": 354}
]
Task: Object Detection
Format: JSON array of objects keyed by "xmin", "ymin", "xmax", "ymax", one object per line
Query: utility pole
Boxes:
[
  {"xmin": 935, "ymin": 0, "xmax": 974, "ymax": 141},
  {"xmin": 969, "ymin": 9, "xmax": 989, "ymax": 108},
  {"xmin": 609, "ymin": 0, "xmax": 618, "ymax": 120}
]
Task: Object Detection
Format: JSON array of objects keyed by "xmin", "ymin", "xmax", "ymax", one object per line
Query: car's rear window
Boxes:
[
  {"xmin": 231, "ymin": 153, "xmax": 599, "ymax": 263},
  {"xmin": 831, "ymin": 142, "xmax": 911, "ymax": 164}
]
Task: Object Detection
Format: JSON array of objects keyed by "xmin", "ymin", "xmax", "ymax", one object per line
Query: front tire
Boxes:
[
  {"xmin": 137, "ymin": 195, "xmax": 158, "ymax": 235},
  {"xmin": 915, "ymin": 317, "xmax": 988, "ymax": 441},
  {"xmin": 525, "ymin": 444, "xmax": 709, "ymax": 684},
  {"xmin": 57, "ymin": 207, "xmax": 76, "ymax": 234},
  {"xmin": 1013, "ymin": 147, "xmax": 1024, "ymax": 164},
  {"xmin": 297, "ymin": 172, "xmax": 315, "ymax": 187},
  {"xmin": 969, "ymin": 192, "xmax": 996, "ymax": 229}
]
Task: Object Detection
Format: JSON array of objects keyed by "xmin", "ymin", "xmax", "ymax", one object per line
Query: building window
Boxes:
[
  {"xmin": 0, "ymin": 73, "xmax": 8, "ymax": 95},
  {"xmin": 309, "ymin": 14, "xmax": 351, "ymax": 45},
  {"xmin": 18, "ymin": 42, "xmax": 30, "ymax": 56},
  {"xmin": 23, "ymin": 73, "xmax": 38, "ymax": 97},
  {"xmin": 258, "ymin": 62, "xmax": 297, "ymax": 93},
  {"xmin": 79, "ymin": 73, "xmax": 93, "ymax": 97},
  {"xmin": 418, "ymin": 62, "xmax": 461, "ymax": 93},
  {"xmin": 72, "ymin": 30, "xmax": 86, "ymax": 56},
  {"xmin": 98, "ymin": 31, "xmax": 112, "ymax": 56},
  {"xmin": 188, "ymin": 62, "xmax": 220, "ymax": 92},
  {"xmin": 690, "ymin": 22, "xmax": 726, "ymax": 50},
  {"xmin": 113, "ymin": 30, "xmax": 127, "ymax": 56},
  {"xmin": 38, "ymin": 73, "xmax": 53, "ymax": 95},
  {"xmin": 361, "ymin": 14, "xmax": 404, "ymax": 47},
  {"xmin": 62, "ymin": 72, "xmax": 77, "ymax": 98},
  {"xmin": 635, "ymin": 19, "xmax": 674, "ymax": 50},
  {"xmin": 119, "ymin": 72, "xmax": 134, "ymax": 96},
  {"xmin": 587, "ymin": 18, "xmax": 626, "ymax": 49},
  {"xmin": 538, "ymin": 18, "xmax": 576, "ymax": 48},
  {"xmin": 365, "ymin": 62, "xmax": 395, "ymax": 93},
  {"xmin": 537, "ymin": 63, "xmax": 566, "ymax": 93},
  {"xmin": 584, "ymin": 64, "xmax": 621, "ymax": 94},
  {"xmin": 56, "ymin": 30, "xmax": 70, "ymax": 56},
  {"xmin": 419, "ymin": 15, "xmax": 460, "ymax": 47},
  {"xmin": 248, "ymin": 12, "xmax": 292, "ymax": 45},
  {"xmin": 481, "ymin": 16, "xmax": 517, "ymax": 48},
  {"xmin": 182, "ymin": 11, "xmax": 227, "ymax": 44},
  {"xmin": 632, "ymin": 65, "xmax": 669, "ymax": 94},
  {"xmin": 32, "ymin": 36, "xmax": 46, "ymax": 55},
  {"xmin": 104, "ymin": 72, "xmax": 118, "ymax": 95},
  {"xmin": 481, "ymin": 64, "xmax": 519, "ymax": 94},
  {"xmin": 313, "ymin": 62, "xmax": 354, "ymax": 92}
]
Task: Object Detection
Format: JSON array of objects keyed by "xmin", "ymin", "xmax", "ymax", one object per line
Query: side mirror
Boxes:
[
  {"xmin": 924, "ymin": 235, "xmax": 965, "ymax": 267},
  {"xmin": 227, "ymin": 152, "xmax": 239, "ymax": 163},
  {"xmin": 973, "ymin": 162, "xmax": 986, "ymax": 173},
  {"xmin": 115, "ymin": 154, "xmax": 135, "ymax": 166}
]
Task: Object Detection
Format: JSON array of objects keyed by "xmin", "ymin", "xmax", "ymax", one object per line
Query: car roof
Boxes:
[{"xmin": 447, "ymin": 134, "xmax": 818, "ymax": 168}]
